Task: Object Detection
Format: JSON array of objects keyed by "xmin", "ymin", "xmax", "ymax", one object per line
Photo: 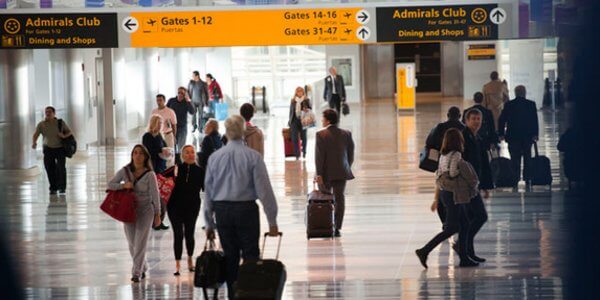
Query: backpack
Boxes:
[{"xmin": 58, "ymin": 119, "xmax": 77, "ymax": 158}]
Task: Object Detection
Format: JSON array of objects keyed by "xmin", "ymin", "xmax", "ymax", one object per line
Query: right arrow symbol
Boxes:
[{"xmin": 355, "ymin": 10, "xmax": 370, "ymax": 24}]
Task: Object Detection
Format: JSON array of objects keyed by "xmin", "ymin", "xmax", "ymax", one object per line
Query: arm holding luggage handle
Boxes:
[{"xmin": 262, "ymin": 232, "xmax": 283, "ymax": 260}]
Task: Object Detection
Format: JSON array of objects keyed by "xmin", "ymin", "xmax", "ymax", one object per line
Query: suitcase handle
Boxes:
[
  {"xmin": 533, "ymin": 141, "xmax": 540, "ymax": 158},
  {"xmin": 261, "ymin": 232, "xmax": 283, "ymax": 260},
  {"xmin": 203, "ymin": 238, "xmax": 219, "ymax": 251}
]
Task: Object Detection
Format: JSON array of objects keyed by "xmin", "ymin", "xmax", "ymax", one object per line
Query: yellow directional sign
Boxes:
[{"xmin": 130, "ymin": 8, "xmax": 364, "ymax": 47}]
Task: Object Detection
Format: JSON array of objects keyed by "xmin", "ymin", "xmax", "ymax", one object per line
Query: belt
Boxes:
[{"xmin": 213, "ymin": 200, "xmax": 256, "ymax": 205}]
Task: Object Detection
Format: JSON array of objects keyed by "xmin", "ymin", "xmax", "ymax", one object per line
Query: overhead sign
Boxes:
[
  {"xmin": 126, "ymin": 8, "xmax": 373, "ymax": 48},
  {"xmin": 376, "ymin": 4, "xmax": 499, "ymax": 42},
  {"xmin": 0, "ymin": 13, "xmax": 118, "ymax": 49},
  {"xmin": 467, "ymin": 44, "xmax": 496, "ymax": 60}
]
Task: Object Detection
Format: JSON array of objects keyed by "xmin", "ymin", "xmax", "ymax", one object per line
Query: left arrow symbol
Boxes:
[{"xmin": 122, "ymin": 17, "xmax": 139, "ymax": 33}]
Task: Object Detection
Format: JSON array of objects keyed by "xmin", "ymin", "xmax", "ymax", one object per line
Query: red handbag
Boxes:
[
  {"xmin": 100, "ymin": 189, "xmax": 137, "ymax": 223},
  {"xmin": 157, "ymin": 166, "xmax": 176, "ymax": 204},
  {"xmin": 100, "ymin": 168, "xmax": 138, "ymax": 223}
]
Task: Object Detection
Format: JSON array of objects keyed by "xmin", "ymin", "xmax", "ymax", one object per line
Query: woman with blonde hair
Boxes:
[
  {"xmin": 143, "ymin": 115, "xmax": 170, "ymax": 230},
  {"xmin": 108, "ymin": 145, "xmax": 161, "ymax": 282},
  {"xmin": 288, "ymin": 87, "xmax": 310, "ymax": 160},
  {"xmin": 167, "ymin": 144, "xmax": 203, "ymax": 275}
]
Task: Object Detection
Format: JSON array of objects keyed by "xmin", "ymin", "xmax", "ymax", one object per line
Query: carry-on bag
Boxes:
[
  {"xmin": 529, "ymin": 142, "xmax": 553, "ymax": 186},
  {"xmin": 58, "ymin": 119, "xmax": 77, "ymax": 158},
  {"xmin": 419, "ymin": 147, "xmax": 440, "ymax": 173},
  {"xmin": 100, "ymin": 168, "xmax": 140, "ymax": 223},
  {"xmin": 342, "ymin": 102, "xmax": 350, "ymax": 116},
  {"xmin": 194, "ymin": 240, "xmax": 226, "ymax": 300},
  {"xmin": 156, "ymin": 166, "xmax": 175, "ymax": 204},
  {"xmin": 235, "ymin": 232, "xmax": 286, "ymax": 300},
  {"xmin": 282, "ymin": 128, "xmax": 301, "ymax": 157},
  {"xmin": 490, "ymin": 156, "xmax": 519, "ymax": 188},
  {"xmin": 306, "ymin": 183, "xmax": 335, "ymax": 239},
  {"xmin": 215, "ymin": 102, "xmax": 229, "ymax": 121}
]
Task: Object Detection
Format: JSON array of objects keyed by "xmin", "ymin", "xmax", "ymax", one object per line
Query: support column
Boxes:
[
  {"xmin": 0, "ymin": 50, "xmax": 39, "ymax": 175},
  {"xmin": 65, "ymin": 49, "xmax": 88, "ymax": 154},
  {"xmin": 100, "ymin": 48, "xmax": 115, "ymax": 145}
]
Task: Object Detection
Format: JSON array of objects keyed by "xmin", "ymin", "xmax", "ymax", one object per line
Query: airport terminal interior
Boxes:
[{"xmin": 0, "ymin": 0, "xmax": 595, "ymax": 299}]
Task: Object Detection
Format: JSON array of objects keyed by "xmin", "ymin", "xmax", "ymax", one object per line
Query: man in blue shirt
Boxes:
[{"xmin": 204, "ymin": 115, "xmax": 279, "ymax": 298}]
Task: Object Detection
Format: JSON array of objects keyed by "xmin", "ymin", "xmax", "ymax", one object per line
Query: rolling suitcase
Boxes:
[
  {"xmin": 235, "ymin": 233, "xmax": 286, "ymax": 300},
  {"xmin": 529, "ymin": 142, "xmax": 553, "ymax": 186},
  {"xmin": 306, "ymin": 183, "xmax": 335, "ymax": 239},
  {"xmin": 282, "ymin": 128, "xmax": 301, "ymax": 157}
]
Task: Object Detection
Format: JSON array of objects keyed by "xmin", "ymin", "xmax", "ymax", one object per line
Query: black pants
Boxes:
[
  {"xmin": 167, "ymin": 205, "xmax": 200, "ymax": 260},
  {"xmin": 421, "ymin": 190, "xmax": 469, "ymax": 260},
  {"xmin": 214, "ymin": 201, "xmax": 260, "ymax": 298},
  {"xmin": 508, "ymin": 140, "xmax": 533, "ymax": 181},
  {"xmin": 43, "ymin": 146, "xmax": 66, "ymax": 192},
  {"xmin": 323, "ymin": 180, "xmax": 347, "ymax": 230},
  {"xmin": 329, "ymin": 94, "xmax": 342, "ymax": 115},
  {"xmin": 290, "ymin": 122, "xmax": 307, "ymax": 157},
  {"xmin": 464, "ymin": 194, "xmax": 488, "ymax": 257}
]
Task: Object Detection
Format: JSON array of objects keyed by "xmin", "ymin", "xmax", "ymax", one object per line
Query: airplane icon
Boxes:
[
  {"xmin": 344, "ymin": 12, "xmax": 351, "ymax": 18},
  {"xmin": 344, "ymin": 28, "xmax": 352, "ymax": 34},
  {"xmin": 143, "ymin": 18, "xmax": 158, "ymax": 33}
]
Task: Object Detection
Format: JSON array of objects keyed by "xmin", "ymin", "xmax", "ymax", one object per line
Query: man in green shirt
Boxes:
[{"xmin": 32, "ymin": 106, "xmax": 73, "ymax": 195}]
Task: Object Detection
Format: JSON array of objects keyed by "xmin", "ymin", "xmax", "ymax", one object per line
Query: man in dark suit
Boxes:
[
  {"xmin": 498, "ymin": 85, "xmax": 539, "ymax": 187},
  {"xmin": 315, "ymin": 109, "xmax": 355, "ymax": 237},
  {"xmin": 323, "ymin": 67, "xmax": 346, "ymax": 115},
  {"xmin": 463, "ymin": 92, "xmax": 499, "ymax": 149},
  {"xmin": 461, "ymin": 108, "xmax": 493, "ymax": 263}
]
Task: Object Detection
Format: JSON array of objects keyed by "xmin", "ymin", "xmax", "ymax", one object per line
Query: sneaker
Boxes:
[{"xmin": 459, "ymin": 258, "xmax": 479, "ymax": 267}]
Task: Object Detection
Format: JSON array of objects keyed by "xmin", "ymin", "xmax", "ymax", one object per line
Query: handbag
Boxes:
[
  {"xmin": 419, "ymin": 147, "xmax": 440, "ymax": 173},
  {"xmin": 58, "ymin": 119, "xmax": 77, "ymax": 158},
  {"xmin": 156, "ymin": 166, "xmax": 176, "ymax": 204},
  {"xmin": 342, "ymin": 102, "xmax": 350, "ymax": 116},
  {"xmin": 215, "ymin": 102, "xmax": 229, "ymax": 121},
  {"xmin": 100, "ymin": 168, "xmax": 138, "ymax": 223},
  {"xmin": 194, "ymin": 239, "xmax": 227, "ymax": 300}
]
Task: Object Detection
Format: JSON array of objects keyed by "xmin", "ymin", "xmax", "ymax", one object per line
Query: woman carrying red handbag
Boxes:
[{"xmin": 107, "ymin": 145, "xmax": 161, "ymax": 283}]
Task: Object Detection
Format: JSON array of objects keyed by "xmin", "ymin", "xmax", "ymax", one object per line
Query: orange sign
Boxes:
[{"xmin": 130, "ymin": 8, "xmax": 364, "ymax": 47}]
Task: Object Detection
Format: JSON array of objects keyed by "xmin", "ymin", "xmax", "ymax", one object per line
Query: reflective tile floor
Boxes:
[{"xmin": 0, "ymin": 98, "xmax": 575, "ymax": 299}]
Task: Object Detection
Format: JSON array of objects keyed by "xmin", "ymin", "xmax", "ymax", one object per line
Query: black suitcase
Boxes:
[
  {"xmin": 235, "ymin": 233, "xmax": 286, "ymax": 300},
  {"xmin": 194, "ymin": 240, "xmax": 226, "ymax": 300},
  {"xmin": 529, "ymin": 142, "xmax": 553, "ymax": 186},
  {"xmin": 306, "ymin": 186, "xmax": 335, "ymax": 239},
  {"xmin": 491, "ymin": 156, "xmax": 519, "ymax": 188}
]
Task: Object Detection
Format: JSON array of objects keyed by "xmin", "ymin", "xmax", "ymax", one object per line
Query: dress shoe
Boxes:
[
  {"xmin": 415, "ymin": 249, "xmax": 428, "ymax": 269},
  {"xmin": 334, "ymin": 230, "xmax": 341, "ymax": 237},
  {"xmin": 469, "ymin": 255, "xmax": 486, "ymax": 263},
  {"xmin": 141, "ymin": 272, "xmax": 146, "ymax": 279},
  {"xmin": 131, "ymin": 276, "xmax": 140, "ymax": 283},
  {"xmin": 153, "ymin": 226, "xmax": 161, "ymax": 231},
  {"xmin": 459, "ymin": 258, "xmax": 479, "ymax": 267}
]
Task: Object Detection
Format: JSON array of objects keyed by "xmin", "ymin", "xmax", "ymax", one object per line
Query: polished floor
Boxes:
[{"xmin": 1, "ymin": 97, "xmax": 574, "ymax": 299}]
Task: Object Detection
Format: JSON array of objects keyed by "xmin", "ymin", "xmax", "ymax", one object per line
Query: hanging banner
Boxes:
[
  {"xmin": 0, "ymin": 13, "xmax": 118, "ymax": 49},
  {"xmin": 376, "ymin": 4, "xmax": 500, "ymax": 42}
]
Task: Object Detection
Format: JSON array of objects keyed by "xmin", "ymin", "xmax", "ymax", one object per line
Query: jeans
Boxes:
[
  {"xmin": 43, "ymin": 146, "xmax": 67, "ymax": 191},
  {"xmin": 214, "ymin": 201, "xmax": 260, "ymax": 298},
  {"xmin": 508, "ymin": 140, "xmax": 533, "ymax": 181},
  {"xmin": 175, "ymin": 126, "xmax": 187, "ymax": 154},
  {"xmin": 421, "ymin": 190, "xmax": 469, "ymax": 260},
  {"xmin": 290, "ymin": 121, "xmax": 307, "ymax": 158},
  {"xmin": 191, "ymin": 102, "xmax": 203, "ymax": 129}
]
